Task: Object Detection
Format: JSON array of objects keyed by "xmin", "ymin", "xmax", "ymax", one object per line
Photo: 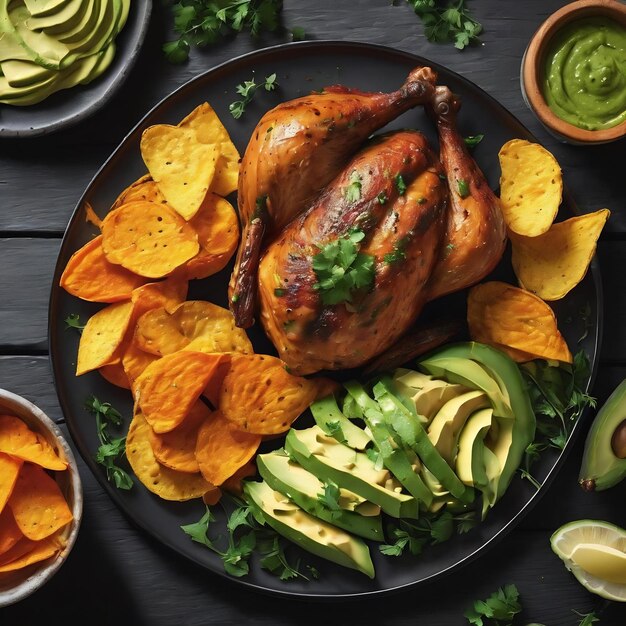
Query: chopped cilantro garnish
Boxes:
[
  {"xmin": 457, "ymin": 179, "xmax": 470, "ymax": 198},
  {"xmin": 344, "ymin": 170, "xmax": 362, "ymax": 203},
  {"xmin": 464, "ymin": 134, "xmax": 484, "ymax": 148},
  {"xmin": 395, "ymin": 174, "xmax": 407, "ymax": 195}
]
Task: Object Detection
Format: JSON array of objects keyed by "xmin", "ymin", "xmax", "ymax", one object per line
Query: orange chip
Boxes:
[
  {"xmin": 126, "ymin": 412, "xmax": 214, "ymax": 501},
  {"xmin": 202, "ymin": 486, "xmax": 222, "ymax": 506},
  {"xmin": 467, "ymin": 281, "xmax": 573, "ymax": 363},
  {"xmin": 147, "ymin": 400, "xmax": 211, "ymax": 473},
  {"xmin": 60, "ymin": 235, "xmax": 147, "ymax": 303},
  {"xmin": 76, "ymin": 300, "xmax": 134, "ymax": 376},
  {"xmin": 101, "ymin": 201, "xmax": 199, "ymax": 278},
  {"xmin": 0, "ymin": 415, "xmax": 67, "ymax": 471},
  {"xmin": 136, "ymin": 351, "xmax": 226, "ymax": 434},
  {"xmin": 0, "ymin": 537, "xmax": 37, "ymax": 568},
  {"xmin": 112, "ymin": 175, "xmax": 167, "ymax": 209},
  {"xmin": 202, "ymin": 355, "xmax": 232, "ymax": 408},
  {"xmin": 183, "ymin": 194, "xmax": 240, "ymax": 280},
  {"xmin": 8, "ymin": 463, "xmax": 73, "ymax": 541},
  {"xmin": 84, "ymin": 202, "xmax": 103, "ymax": 230},
  {"xmin": 313, "ymin": 377, "xmax": 342, "ymax": 401},
  {"xmin": 130, "ymin": 276, "xmax": 189, "ymax": 324},
  {"xmin": 0, "ymin": 452, "xmax": 22, "ymax": 513},
  {"xmin": 99, "ymin": 363, "xmax": 131, "ymax": 390},
  {"xmin": 135, "ymin": 300, "xmax": 252, "ymax": 357},
  {"xmin": 0, "ymin": 507, "xmax": 23, "ymax": 555},
  {"xmin": 221, "ymin": 460, "xmax": 257, "ymax": 495},
  {"xmin": 0, "ymin": 534, "xmax": 64, "ymax": 573},
  {"xmin": 219, "ymin": 354, "xmax": 318, "ymax": 435},
  {"xmin": 195, "ymin": 411, "xmax": 261, "ymax": 486},
  {"xmin": 122, "ymin": 338, "xmax": 159, "ymax": 394}
]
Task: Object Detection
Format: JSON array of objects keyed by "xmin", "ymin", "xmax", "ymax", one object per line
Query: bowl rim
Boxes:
[
  {"xmin": 0, "ymin": 388, "xmax": 83, "ymax": 608},
  {"xmin": 522, "ymin": 0, "xmax": 626, "ymax": 143}
]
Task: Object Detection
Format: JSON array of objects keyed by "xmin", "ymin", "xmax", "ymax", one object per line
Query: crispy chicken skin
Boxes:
[
  {"xmin": 258, "ymin": 131, "xmax": 447, "ymax": 375},
  {"xmin": 229, "ymin": 67, "xmax": 439, "ymax": 328},
  {"xmin": 425, "ymin": 86, "xmax": 507, "ymax": 300}
]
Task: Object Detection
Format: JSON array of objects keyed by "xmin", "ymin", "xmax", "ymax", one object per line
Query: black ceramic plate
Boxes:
[
  {"xmin": 48, "ymin": 41, "xmax": 602, "ymax": 598},
  {"xmin": 0, "ymin": 1, "xmax": 151, "ymax": 138}
]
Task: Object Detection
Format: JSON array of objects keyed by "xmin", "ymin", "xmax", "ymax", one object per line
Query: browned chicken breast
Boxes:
[
  {"xmin": 230, "ymin": 67, "xmax": 439, "ymax": 328},
  {"xmin": 257, "ymin": 130, "xmax": 448, "ymax": 375}
]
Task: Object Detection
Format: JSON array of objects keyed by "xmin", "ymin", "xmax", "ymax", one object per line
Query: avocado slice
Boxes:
[
  {"xmin": 420, "ymin": 342, "xmax": 536, "ymax": 500},
  {"xmin": 392, "ymin": 369, "xmax": 468, "ymax": 423},
  {"xmin": 427, "ymin": 389, "xmax": 490, "ymax": 464},
  {"xmin": 2, "ymin": 57, "xmax": 55, "ymax": 87},
  {"xmin": 344, "ymin": 380, "xmax": 434, "ymax": 508},
  {"xmin": 456, "ymin": 407, "xmax": 500, "ymax": 518},
  {"xmin": 257, "ymin": 451, "xmax": 383, "ymax": 541},
  {"xmin": 580, "ymin": 379, "xmax": 626, "ymax": 491},
  {"xmin": 372, "ymin": 379, "xmax": 474, "ymax": 504},
  {"xmin": 25, "ymin": 0, "xmax": 87, "ymax": 34},
  {"xmin": 285, "ymin": 426, "xmax": 419, "ymax": 519},
  {"xmin": 55, "ymin": 0, "xmax": 100, "ymax": 45},
  {"xmin": 23, "ymin": 0, "xmax": 70, "ymax": 18},
  {"xmin": 310, "ymin": 394, "xmax": 371, "ymax": 451},
  {"xmin": 243, "ymin": 480, "xmax": 375, "ymax": 578}
]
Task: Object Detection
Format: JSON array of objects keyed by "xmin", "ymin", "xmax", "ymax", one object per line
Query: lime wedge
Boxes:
[{"xmin": 550, "ymin": 519, "xmax": 626, "ymax": 602}]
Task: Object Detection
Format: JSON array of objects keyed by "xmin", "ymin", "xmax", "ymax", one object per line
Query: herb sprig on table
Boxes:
[
  {"xmin": 406, "ymin": 0, "xmax": 482, "ymax": 49},
  {"xmin": 85, "ymin": 396, "xmax": 133, "ymax": 490},
  {"xmin": 163, "ymin": 0, "xmax": 283, "ymax": 63},
  {"xmin": 229, "ymin": 73, "xmax": 278, "ymax": 119}
]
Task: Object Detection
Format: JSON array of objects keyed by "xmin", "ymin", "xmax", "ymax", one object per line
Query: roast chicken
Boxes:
[
  {"xmin": 229, "ymin": 67, "xmax": 439, "ymax": 328},
  {"xmin": 229, "ymin": 68, "xmax": 507, "ymax": 375}
]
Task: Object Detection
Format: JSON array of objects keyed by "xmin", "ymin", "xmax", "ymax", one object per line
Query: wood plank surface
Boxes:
[{"xmin": 1, "ymin": 0, "xmax": 626, "ymax": 624}]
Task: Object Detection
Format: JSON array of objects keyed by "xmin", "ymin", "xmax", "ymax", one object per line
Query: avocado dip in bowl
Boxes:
[{"xmin": 521, "ymin": 0, "xmax": 626, "ymax": 145}]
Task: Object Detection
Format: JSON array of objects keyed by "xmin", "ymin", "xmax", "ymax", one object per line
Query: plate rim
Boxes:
[
  {"xmin": 0, "ymin": 0, "xmax": 152, "ymax": 138},
  {"xmin": 47, "ymin": 39, "xmax": 604, "ymax": 600}
]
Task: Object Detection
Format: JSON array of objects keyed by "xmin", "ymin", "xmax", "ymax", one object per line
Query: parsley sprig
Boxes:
[
  {"xmin": 312, "ymin": 228, "xmax": 376, "ymax": 306},
  {"xmin": 229, "ymin": 73, "xmax": 278, "ymax": 119},
  {"xmin": 85, "ymin": 396, "xmax": 133, "ymax": 490},
  {"xmin": 407, "ymin": 0, "xmax": 482, "ymax": 50},
  {"xmin": 182, "ymin": 496, "xmax": 313, "ymax": 580},
  {"xmin": 64, "ymin": 313, "xmax": 85, "ymax": 333},
  {"xmin": 163, "ymin": 0, "xmax": 283, "ymax": 63},
  {"xmin": 464, "ymin": 584, "xmax": 522, "ymax": 626}
]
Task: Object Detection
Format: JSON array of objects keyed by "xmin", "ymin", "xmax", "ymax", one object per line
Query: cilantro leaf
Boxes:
[
  {"xmin": 312, "ymin": 228, "xmax": 376, "ymax": 306},
  {"xmin": 344, "ymin": 170, "xmax": 362, "ymax": 203},
  {"xmin": 464, "ymin": 584, "xmax": 521, "ymax": 626},
  {"xmin": 317, "ymin": 479, "xmax": 342, "ymax": 514},
  {"xmin": 457, "ymin": 179, "xmax": 470, "ymax": 198},
  {"xmin": 85, "ymin": 396, "xmax": 133, "ymax": 490},
  {"xmin": 464, "ymin": 134, "xmax": 484, "ymax": 148},
  {"xmin": 64, "ymin": 313, "xmax": 85, "ymax": 333},
  {"xmin": 325, "ymin": 420, "xmax": 347, "ymax": 444},
  {"xmin": 163, "ymin": 1, "xmax": 283, "ymax": 63},
  {"xmin": 573, "ymin": 610, "xmax": 600, "ymax": 626},
  {"xmin": 229, "ymin": 73, "xmax": 279, "ymax": 118}
]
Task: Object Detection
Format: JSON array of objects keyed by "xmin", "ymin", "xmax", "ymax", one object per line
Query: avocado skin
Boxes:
[
  {"xmin": 256, "ymin": 451, "xmax": 384, "ymax": 541},
  {"xmin": 243, "ymin": 480, "xmax": 375, "ymax": 578},
  {"xmin": 579, "ymin": 378, "xmax": 626, "ymax": 491},
  {"xmin": 418, "ymin": 342, "xmax": 536, "ymax": 502}
]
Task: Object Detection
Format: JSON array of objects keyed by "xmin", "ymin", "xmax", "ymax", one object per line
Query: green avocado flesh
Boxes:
[
  {"xmin": 579, "ymin": 378, "xmax": 626, "ymax": 491},
  {"xmin": 257, "ymin": 450, "xmax": 384, "ymax": 541},
  {"xmin": 0, "ymin": 0, "xmax": 129, "ymax": 105},
  {"xmin": 243, "ymin": 480, "xmax": 375, "ymax": 578}
]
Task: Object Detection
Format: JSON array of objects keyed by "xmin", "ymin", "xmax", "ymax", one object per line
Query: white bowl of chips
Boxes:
[{"xmin": 0, "ymin": 388, "xmax": 82, "ymax": 607}]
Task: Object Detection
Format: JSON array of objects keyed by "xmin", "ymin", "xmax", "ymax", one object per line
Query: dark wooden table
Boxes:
[{"xmin": 1, "ymin": 1, "xmax": 625, "ymax": 624}]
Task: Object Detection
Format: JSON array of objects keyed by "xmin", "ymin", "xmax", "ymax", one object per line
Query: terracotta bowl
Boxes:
[
  {"xmin": 521, "ymin": 0, "xmax": 626, "ymax": 144},
  {"xmin": 0, "ymin": 389, "xmax": 83, "ymax": 607}
]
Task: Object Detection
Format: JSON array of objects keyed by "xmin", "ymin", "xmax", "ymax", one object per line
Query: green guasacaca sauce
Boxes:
[{"xmin": 542, "ymin": 17, "xmax": 626, "ymax": 130}]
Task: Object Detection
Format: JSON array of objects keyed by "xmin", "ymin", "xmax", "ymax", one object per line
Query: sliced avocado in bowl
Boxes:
[
  {"xmin": 243, "ymin": 480, "xmax": 375, "ymax": 578},
  {"xmin": 257, "ymin": 450, "xmax": 384, "ymax": 541},
  {"xmin": 25, "ymin": 0, "xmax": 88, "ymax": 34},
  {"xmin": 309, "ymin": 394, "xmax": 371, "ymax": 451}
]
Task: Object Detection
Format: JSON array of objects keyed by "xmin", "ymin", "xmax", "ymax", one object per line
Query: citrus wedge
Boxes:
[{"xmin": 550, "ymin": 519, "xmax": 626, "ymax": 602}]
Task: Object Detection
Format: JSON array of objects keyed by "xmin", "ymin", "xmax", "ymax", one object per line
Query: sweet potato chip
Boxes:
[
  {"xmin": 8, "ymin": 463, "xmax": 73, "ymax": 541},
  {"xmin": 76, "ymin": 300, "xmax": 134, "ymax": 376},
  {"xmin": 0, "ymin": 534, "xmax": 64, "ymax": 573},
  {"xmin": 221, "ymin": 460, "xmax": 257, "ymax": 495},
  {"xmin": 0, "ymin": 537, "xmax": 37, "ymax": 568},
  {"xmin": 183, "ymin": 194, "xmax": 240, "ymax": 280},
  {"xmin": 467, "ymin": 281, "xmax": 572, "ymax": 363},
  {"xmin": 60, "ymin": 235, "xmax": 146, "ymax": 303},
  {"xmin": 498, "ymin": 139, "xmax": 562, "ymax": 237},
  {"xmin": 126, "ymin": 412, "xmax": 213, "ymax": 501},
  {"xmin": 130, "ymin": 276, "xmax": 189, "ymax": 323},
  {"xmin": 0, "ymin": 453, "xmax": 22, "ymax": 513},
  {"xmin": 135, "ymin": 300, "xmax": 252, "ymax": 357},
  {"xmin": 136, "ymin": 351, "xmax": 226, "ymax": 434},
  {"xmin": 101, "ymin": 201, "xmax": 199, "ymax": 278},
  {"xmin": 0, "ymin": 507, "xmax": 23, "ymax": 555},
  {"xmin": 195, "ymin": 411, "xmax": 261, "ymax": 486},
  {"xmin": 0, "ymin": 415, "xmax": 67, "ymax": 471},
  {"xmin": 202, "ymin": 486, "xmax": 222, "ymax": 506},
  {"xmin": 202, "ymin": 355, "xmax": 232, "ymax": 408},
  {"xmin": 219, "ymin": 354, "xmax": 318, "ymax": 434},
  {"xmin": 140, "ymin": 123, "xmax": 219, "ymax": 221},
  {"xmin": 510, "ymin": 209, "xmax": 610, "ymax": 301},
  {"xmin": 111, "ymin": 175, "xmax": 167, "ymax": 209},
  {"xmin": 147, "ymin": 400, "xmax": 211, "ymax": 473},
  {"xmin": 178, "ymin": 102, "xmax": 240, "ymax": 198},
  {"xmin": 122, "ymin": 339, "xmax": 159, "ymax": 396},
  {"xmin": 99, "ymin": 363, "xmax": 131, "ymax": 390}
]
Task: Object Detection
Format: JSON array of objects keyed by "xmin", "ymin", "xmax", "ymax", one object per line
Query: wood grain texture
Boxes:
[{"xmin": 1, "ymin": 1, "xmax": 626, "ymax": 623}]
